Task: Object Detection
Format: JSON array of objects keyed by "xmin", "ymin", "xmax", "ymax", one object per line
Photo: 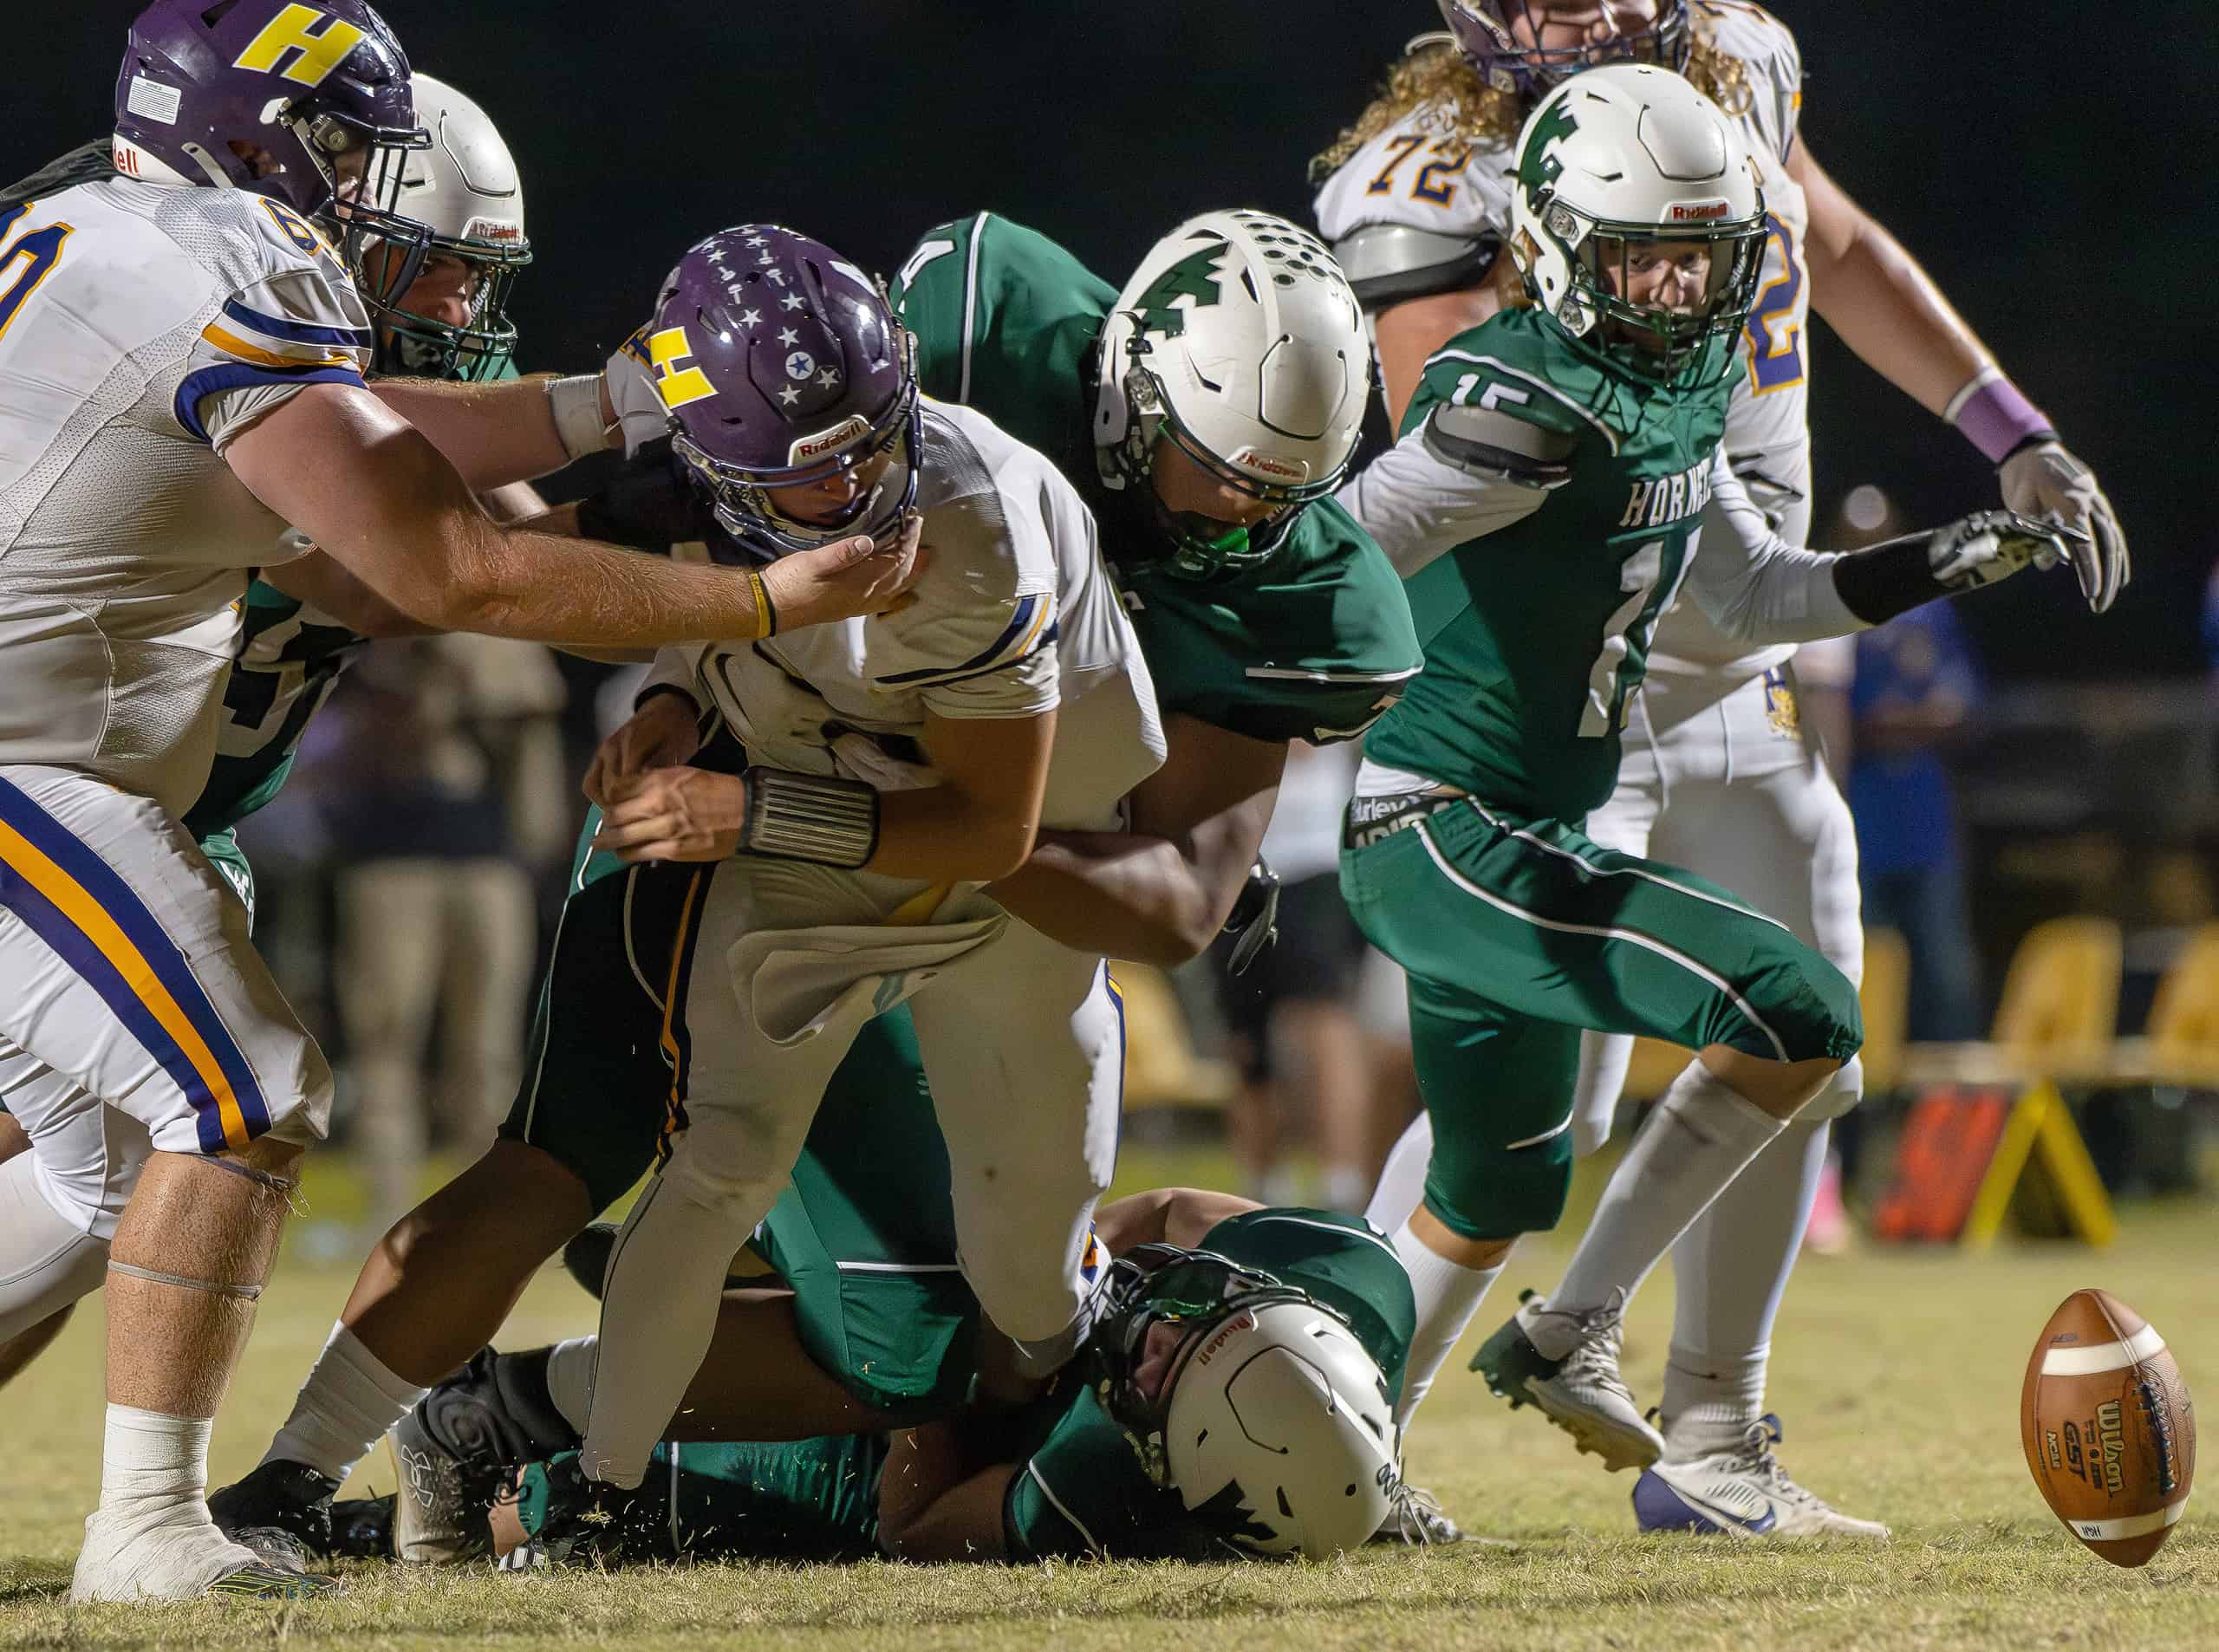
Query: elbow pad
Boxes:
[
  {"xmin": 1223, "ymin": 857, "xmax": 1282, "ymax": 977},
  {"xmin": 1831, "ymin": 511, "xmax": 2070, "ymax": 625},
  {"xmin": 1421, "ymin": 403, "xmax": 1575, "ymax": 488},
  {"xmin": 1332, "ymin": 224, "xmax": 1497, "ymax": 311}
]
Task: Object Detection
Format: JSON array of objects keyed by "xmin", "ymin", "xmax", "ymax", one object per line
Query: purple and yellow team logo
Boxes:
[
  {"xmin": 1764, "ymin": 667, "xmax": 1800, "ymax": 738},
  {"xmin": 1078, "ymin": 1228, "xmax": 1108, "ymax": 1290}
]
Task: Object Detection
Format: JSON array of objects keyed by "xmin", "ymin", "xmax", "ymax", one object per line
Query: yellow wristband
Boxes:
[{"xmin": 747, "ymin": 568, "xmax": 777, "ymax": 640}]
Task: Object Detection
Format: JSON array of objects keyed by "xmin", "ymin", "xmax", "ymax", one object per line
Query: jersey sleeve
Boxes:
[
  {"xmin": 873, "ymin": 490, "xmax": 1060, "ymax": 721},
  {"xmin": 1683, "ymin": 451, "xmax": 1862, "ymax": 643},
  {"xmin": 1337, "ymin": 412, "xmax": 1554, "ymax": 579},
  {"xmin": 1002, "ymin": 1389, "xmax": 1209, "ymax": 1561},
  {"xmin": 887, "ymin": 216, "xmax": 979, "ymax": 404},
  {"xmin": 1312, "ymin": 109, "xmax": 1514, "ymax": 309},
  {"xmin": 1201, "ymin": 1207, "xmax": 1417, "ymax": 1402},
  {"xmin": 172, "ymin": 197, "xmax": 374, "ymax": 452},
  {"xmin": 1696, "ymin": 2, "xmax": 1805, "ymax": 162}
]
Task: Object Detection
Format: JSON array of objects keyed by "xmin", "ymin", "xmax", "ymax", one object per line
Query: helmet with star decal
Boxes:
[{"xmin": 634, "ymin": 224, "xmax": 920, "ymax": 561}]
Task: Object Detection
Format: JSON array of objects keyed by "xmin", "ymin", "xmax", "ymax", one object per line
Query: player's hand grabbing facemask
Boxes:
[
  {"xmin": 1925, "ymin": 511, "xmax": 2095, "ymax": 603},
  {"xmin": 603, "ymin": 328, "xmax": 677, "ymax": 458},
  {"xmin": 1998, "ymin": 441, "xmax": 2128, "ymax": 613}
]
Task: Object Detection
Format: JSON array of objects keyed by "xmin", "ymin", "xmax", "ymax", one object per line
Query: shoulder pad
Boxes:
[
  {"xmin": 1331, "ymin": 224, "xmax": 1497, "ymax": 311},
  {"xmin": 0, "ymin": 139, "xmax": 113, "ymax": 214},
  {"xmin": 1422, "ymin": 401, "xmax": 1576, "ymax": 486}
]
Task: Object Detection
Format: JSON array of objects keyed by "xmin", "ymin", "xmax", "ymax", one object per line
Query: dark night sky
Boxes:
[{"xmin": 17, "ymin": 3, "xmax": 2219, "ymax": 679}]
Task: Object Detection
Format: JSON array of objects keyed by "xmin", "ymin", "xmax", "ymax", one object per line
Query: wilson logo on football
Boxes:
[{"xmin": 1668, "ymin": 199, "xmax": 1733, "ymax": 222}]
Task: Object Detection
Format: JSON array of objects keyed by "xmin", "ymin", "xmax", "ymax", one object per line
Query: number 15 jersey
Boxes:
[
  {"xmin": 1314, "ymin": 1, "xmax": 1811, "ymax": 680},
  {"xmin": 0, "ymin": 175, "xmax": 372, "ymax": 816}
]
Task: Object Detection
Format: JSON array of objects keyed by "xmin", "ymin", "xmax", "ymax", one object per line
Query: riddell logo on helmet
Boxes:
[
  {"xmin": 1193, "ymin": 1310, "xmax": 1260, "ymax": 1369},
  {"xmin": 1668, "ymin": 199, "xmax": 1732, "ymax": 222},
  {"xmin": 1234, "ymin": 451, "xmax": 1308, "ymax": 484},
  {"xmin": 791, "ymin": 415, "xmax": 870, "ymax": 462}
]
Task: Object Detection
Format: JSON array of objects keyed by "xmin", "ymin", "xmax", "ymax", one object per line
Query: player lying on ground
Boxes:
[
  {"xmin": 350, "ymin": 1173, "xmax": 1412, "ymax": 1565},
  {"xmin": 213, "ymin": 207, "xmax": 1439, "ymax": 1558},
  {"xmin": 0, "ymin": 1, "xmax": 918, "ymax": 1605},
  {"xmin": 1331, "ymin": 59, "xmax": 2117, "ymax": 1510},
  {"xmin": 1316, "ymin": 0, "xmax": 2124, "ymax": 1538}
]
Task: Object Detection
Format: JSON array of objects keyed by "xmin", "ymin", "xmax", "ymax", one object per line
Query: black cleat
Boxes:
[
  {"xmin": 208, "ymin": 1459, "xmax": 341, "ymax": 1571},
  {"xmin": 391, "ymin": 1346, "xmax": 577, "ymax": 1564},
  {"xmin": 328, "ymin": 1494, "xmax": 396, "ymax": 1561}
]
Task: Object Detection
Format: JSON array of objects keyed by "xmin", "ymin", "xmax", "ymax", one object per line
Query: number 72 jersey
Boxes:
[{"xmin": 1314, "ymin": 1, "xmax": 1812, "ymax": 537}]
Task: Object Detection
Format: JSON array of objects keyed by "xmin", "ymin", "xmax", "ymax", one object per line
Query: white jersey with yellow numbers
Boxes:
[
  {"xmin": 0, "ymin": 175, "xmax": 372, "ymax": 816},
  {"xmin": 1316, "ymin": 1, "xmax": 1812, "ymax": 684}
]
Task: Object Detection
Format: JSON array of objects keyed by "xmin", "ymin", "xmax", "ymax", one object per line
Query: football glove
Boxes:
[
  {"xmin": 1224, "ymin": 856, "xmax": 1281, "ymax": 977},
  {"xmin": 1925, "ymin": 510, "xmax": 2091, "ymax": 596},
  {"xmin": 604, "ymin": 327, "xmax": 676, "ymax": 457},
  {"xmin": 1999, "ymin": 440, "xmax": 2128, "ymax": 613}
]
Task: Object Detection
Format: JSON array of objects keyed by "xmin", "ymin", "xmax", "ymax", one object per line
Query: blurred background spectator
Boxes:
[{"xmin": 314, "ymin": 637, "xmax": 569, "ymax": 1233}]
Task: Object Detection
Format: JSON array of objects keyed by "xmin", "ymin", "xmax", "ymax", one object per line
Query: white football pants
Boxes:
[{"xmin": 584, "ymin": 858, "xmax": 1122, "ymax": 1486}]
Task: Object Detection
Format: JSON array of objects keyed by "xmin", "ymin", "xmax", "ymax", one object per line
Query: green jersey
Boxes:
[
  {"xmin": 1002, "ymin": 1206, "xmax": 1414, "ymax": 1561},
  {"xmin": 1363, "ymin": 309, "xmax": 1731, "ymax": 819},
  {"xmin": 181, "ymin": 580, "xmax": 365, "ymax": 843},
  {"xmin": 889, "ymin": 212, "xmax": 1420, "ymax": 746}
]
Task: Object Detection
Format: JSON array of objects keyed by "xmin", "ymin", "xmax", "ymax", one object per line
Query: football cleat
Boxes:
[
  {"xmin": 1370, "ymin": 1479, "xmax": 1466, "ymax": 1545},
  {"xmin": 328, "ymin": 1494, "xmax": 396, "ymax": 1561},
  {"xmin": 207, "ymin": 1458, "xmax": 341, "ymax": 1571},
  {"xmin": 205, "ymin": 1560, "xmax": 342, "ymax": 1600},
  {"xmin": 1469, "ymin": 1290, "xmax": 1663, "ymax": 1473},
  {"xmin": 1634, "ymin": 1415, "xmax": 1890, "ymax": 1540},
  {"xmin": 390, "ymin": 1345, "xmax": 578, "ymax": 1563}
]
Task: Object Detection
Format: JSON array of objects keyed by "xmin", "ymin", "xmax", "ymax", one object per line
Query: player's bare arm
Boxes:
[
  {"xmin": 1091, "ymin": 1187, "xmax": 1260, "ymax": 1253},
  {"xmin": 875, "ymin": 1417, "xmax": 1017, "ymax": 1563},
  {"xmin": 225, "ymin": 382, "xmax": 921, "ymax": 646},
  {"xmin": 590, "ymin": 705, "xmax": 1054, "ymax": 881},
  {"xmin": 367, "ymin": 369, "xmax": 615, "ymax": 493},
  {"xmin": 1376, "ymin": 281, "xmax": 1506, "ymax": 433},
  {"xmin": 985, "ymin": 714, "xmax": 1282, "ymax": 965},
  {"xmin": 1792, "ymin": 137, "xmax": 2127, "ymax": 609}
]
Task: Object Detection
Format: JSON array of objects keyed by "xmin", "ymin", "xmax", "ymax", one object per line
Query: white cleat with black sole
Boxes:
[
  {"xmin": 1469, "ymin": 1289, "xmax": 1663, "ymax": 1473},
  {"xmin": 1632, "ymin": 1415, "xmax": 1890, "ymax": 1540}
]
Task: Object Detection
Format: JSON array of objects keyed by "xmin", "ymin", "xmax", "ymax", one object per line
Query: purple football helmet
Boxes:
[
  {"xmin": 113, "ymin": 0, "xmax": 433, "ymax": 306},
  {"xmin": 1436, "ymin": 1, "xmax": 1690, "ymax": 99},
  {"xmin": 641, "ymin": 225, "xmax": 920, "ymax": 561}
]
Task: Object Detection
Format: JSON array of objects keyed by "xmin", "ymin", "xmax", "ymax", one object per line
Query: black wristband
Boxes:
[
  {"xmin": 1996, "ymin": 429, "xmax": 2060, "ymax": 470},
  {"xmin": 633, "ymin": 682, "xmax": 700, "ymax": 718},
  {"xmin": 1829, "ymin": 529, "xmax": 1954, "ymax": 627}
]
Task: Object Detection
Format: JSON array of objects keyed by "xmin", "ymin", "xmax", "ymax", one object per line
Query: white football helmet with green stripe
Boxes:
[
  {"xmin": 1508, "ymin": 63, "xmax": 1766, "ymax": 384},
  {"xmin": 1094, "ymin": 210, "xmax": 1369, "ymax": 574}
]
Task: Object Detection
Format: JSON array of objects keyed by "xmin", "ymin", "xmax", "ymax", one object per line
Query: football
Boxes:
[{"xmin": 2021, "ymin": 1289, "xmax": 2196, "ymax": 1566}]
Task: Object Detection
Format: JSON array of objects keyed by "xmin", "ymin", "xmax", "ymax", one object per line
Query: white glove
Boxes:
[
  {"xmin": 1999, "ymin": 440, "xmax": 2128, "ymax": 613},
  {"xmin": 604, "ymin": 327, "xmax": 675, "ymax": 459},
  {"xmin": 1926, "ymin": 510, "xmax": 2088, "ymax": 594}
]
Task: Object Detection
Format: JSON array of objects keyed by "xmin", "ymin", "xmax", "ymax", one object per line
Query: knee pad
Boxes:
[{"xmin": 1800, "ymin": 1054, "xmax": 1864, "ymax": 1122}]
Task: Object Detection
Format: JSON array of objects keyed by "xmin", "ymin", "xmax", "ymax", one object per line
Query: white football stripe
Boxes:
[
  {"xmin": 2073, "ymin": 1498, "xmax": 2189, "ymax": 1541},
  {"xmin": 2041, "ymin": 1322, "xmax": 2167, "ymax": 1376}
]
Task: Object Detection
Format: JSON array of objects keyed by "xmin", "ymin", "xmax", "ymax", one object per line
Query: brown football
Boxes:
[{"xmin": 2021, "ymin": 1288, "xmax": 2196, "ymax": 1566}]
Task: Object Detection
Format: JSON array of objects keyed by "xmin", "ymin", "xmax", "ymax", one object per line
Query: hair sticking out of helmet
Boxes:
[
  {"xmin": 1095, "ymin": 210, "xmax": 1370, "ymax": 578},
  {"xmin": 648, "ymin": 225, "xmax": 920, "ymax": 562},
  {"xmin": 361, "ymin": 73, "xmax": 530, "ymax": 381},
  {"xmin": 1090, "ymin": 1246, "xmax": 1400, "ymax": 1559},
  {"xmin": 1506, "ymin": 62, "xmax": 1767, "ymax": 387},
  {"xmin": 1437, "ymin": 0, "xmax": 1691, "ymax": 100},
  {"xmin": 113, "ymin": 1, "xmax": 435, "ymax": 297}
]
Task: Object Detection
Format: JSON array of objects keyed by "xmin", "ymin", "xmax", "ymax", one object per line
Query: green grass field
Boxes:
[{"xmin": 2, "ymin": 1148, "xmax": 2212, "ymax": 1651}]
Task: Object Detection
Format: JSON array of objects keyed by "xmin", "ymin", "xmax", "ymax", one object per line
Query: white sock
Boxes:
[
  {"xmin": 1661, "ymin": 1115, "xmax": 1830, "ymax": 1455},
  {"xmin": 1538, "ymin": 1062, "xmax": 1788, "ymax": 1359},
  {"xmin": 544, "ymin": 1337, "xmax": 598, "ymax": 1437},
  {"xmin": 262, "ymin": 1320, "xmax": 428, "ymax": 1482},
  {"xmin": 98, "ymin": 1404, "xmax": 212, "ymax": 1522},
  {"xmin": 1389, "ymin": 1220, "xmax": 1503, "ymax": 1427},
  {"xmin": 1365, "ymin": 1109, "xmax": 1435, "ymax": 1236}
]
